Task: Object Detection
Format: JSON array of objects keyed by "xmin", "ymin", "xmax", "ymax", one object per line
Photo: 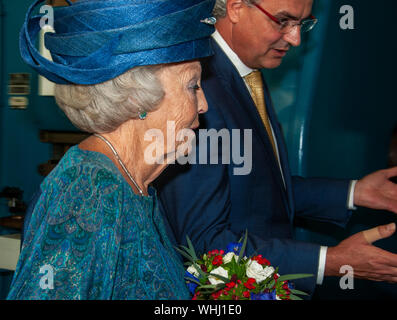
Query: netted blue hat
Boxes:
[{"xmin": 20, "ymin": 0, "xmax": 216, "ymax": 85}]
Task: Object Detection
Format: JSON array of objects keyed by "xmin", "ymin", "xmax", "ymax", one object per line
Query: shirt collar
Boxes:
[{"xmin": 211, "ymin": 30, "xmax": 255, "ymax": 78}]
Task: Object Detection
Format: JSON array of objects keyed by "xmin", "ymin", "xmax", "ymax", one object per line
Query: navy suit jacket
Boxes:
[{"xmin": 155, "ymin": 39, "xmax": 352, "ymax": 294}]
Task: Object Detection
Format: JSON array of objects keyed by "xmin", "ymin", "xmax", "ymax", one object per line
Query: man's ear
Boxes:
[{"xmin": 226, "ymin": 0, "xmax": 244, "ymax": 24}]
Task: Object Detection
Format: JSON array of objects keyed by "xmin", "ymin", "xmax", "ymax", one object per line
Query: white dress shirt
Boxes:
[{"xmin": 212, "ymin": 30, "xmax": 358, "ymax": 285}]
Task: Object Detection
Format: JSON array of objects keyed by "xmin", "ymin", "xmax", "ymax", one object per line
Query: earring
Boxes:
[{"xmin": 139, "ymin": 110, "xmax": 147, "ymax": 120}]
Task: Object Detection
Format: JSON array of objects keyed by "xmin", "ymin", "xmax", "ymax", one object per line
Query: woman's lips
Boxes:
[{"xmin": 190, "ymin": 117, "xmax": 200, "ymax": 130}]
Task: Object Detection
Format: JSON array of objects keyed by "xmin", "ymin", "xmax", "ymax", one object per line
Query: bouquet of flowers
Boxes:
[{"xmin": 176, "ymin": 232, "xmax": 313, "ymax": 300}]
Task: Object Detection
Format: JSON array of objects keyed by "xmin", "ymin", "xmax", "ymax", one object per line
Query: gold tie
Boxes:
[{"xmin": 244, "ymin": 71, "xmax": 277, "ymax": 157}]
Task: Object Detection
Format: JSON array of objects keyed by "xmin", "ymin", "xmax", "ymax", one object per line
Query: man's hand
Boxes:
[
  {"xmin": 325, "ymin": 223, "xmax": 397, "ymax": 282},
  {"xmin": 354, "ymin": 167, "xmax": 397, "ymax": 214}
]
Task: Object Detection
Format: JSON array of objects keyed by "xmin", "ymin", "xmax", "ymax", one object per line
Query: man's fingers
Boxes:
[
  {"xmin": 385, "ymin": 166, "xmax": 397, "ymax": 179},
  {"xmin": 384, "ymin": 197, "xmax": 397, "ymax": 214},
  {"xmin": 362, "ymin": 223, "xmax": 396, "ymax": 244}
]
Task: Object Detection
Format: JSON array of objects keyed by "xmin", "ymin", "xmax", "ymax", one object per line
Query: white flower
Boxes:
[
  {"xmin": 223, "ymin": 252, "xmax": 238, "ymax": 264},
  {"xmin": 209, "ymin": 266, "xmax": 229, "ymax": 285},
  {"xmin": 263, "ymin": 266, "xmax": 275, "ymax": 278},
  {"xmin": 246, "ymin": 260, "xmax": 275, "ymax": 284},
  {"xmin": 187, "ymin": 265, "xmax": 200, "ymax": 278}
]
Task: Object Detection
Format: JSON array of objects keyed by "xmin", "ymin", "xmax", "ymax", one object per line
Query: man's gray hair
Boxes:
[
  {"xmin": 213, "ymin": 0, "xmax": 261, "ymax": 19},
  {"xmin": 55, "ymin": 65, "xmax": 164, "ymax": 133}
]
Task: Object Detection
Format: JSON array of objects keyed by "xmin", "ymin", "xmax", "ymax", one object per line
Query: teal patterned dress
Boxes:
[{"xmin": 7, "ymin": 146, "xmax": 190, "ymax": 300}]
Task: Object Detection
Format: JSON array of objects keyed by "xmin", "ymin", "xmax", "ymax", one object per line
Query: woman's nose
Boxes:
[{"xmin": 197, "ymin": 89, "xmax": 208, "ymax": 114}]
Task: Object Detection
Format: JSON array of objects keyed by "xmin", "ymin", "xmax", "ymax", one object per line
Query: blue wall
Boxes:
[
  {"xmin": 0, "ymin": 0, "xmax": 76, "ymax": 299},
  {"xmin": 266, "ymin": 0, "xmax": 397, "ymax": 299},
  {"xmin": 2, "ymin": 1, "xmax": 78, "ymax": 207},
  {"xmin": 306, "ymin": 0, "xmax": 397, "ymax": 299},
  {"xmin": 0, "ymin": 1, "xmax": 76, "ymax": 219}
]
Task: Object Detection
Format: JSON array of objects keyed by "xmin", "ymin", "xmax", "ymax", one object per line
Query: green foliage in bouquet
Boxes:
[{"xmin": 176, "ymin": 231, "xmax": 313, "ymax": 300}]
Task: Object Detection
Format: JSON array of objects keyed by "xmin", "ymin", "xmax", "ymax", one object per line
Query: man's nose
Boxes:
[{"xmin": 283, "ymin": 26, "xmax": 301, "ymax": 47}]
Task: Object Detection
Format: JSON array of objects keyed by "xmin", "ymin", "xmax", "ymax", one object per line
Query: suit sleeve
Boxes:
[{"xmin": 292, "ymin": 176, "xmax": 352, "ymax": 228}]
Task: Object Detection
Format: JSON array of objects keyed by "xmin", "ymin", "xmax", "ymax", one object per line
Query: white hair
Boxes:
[
  {"xmin": 54, "ymin": 65, "xmax": 164, "ymax": 133},
  {"xmin": 213, "ymin": 0, "xmax": 261, "ymax": 18}
]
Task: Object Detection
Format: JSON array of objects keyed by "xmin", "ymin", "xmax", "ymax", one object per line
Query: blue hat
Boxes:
[{"xmin": 20, "ymin": 0, "xmax": 216, "ymax": 85}]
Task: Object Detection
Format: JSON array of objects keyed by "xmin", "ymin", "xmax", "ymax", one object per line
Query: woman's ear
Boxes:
[{"xmin": 226, "ymin": 0, "xmax": 244, "ymax": 24}]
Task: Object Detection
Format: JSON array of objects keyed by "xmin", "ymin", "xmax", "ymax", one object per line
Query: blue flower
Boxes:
[
  {"xmin": 226, "ymin": 242, "xmax": 242, "ymax": 255},
  {"xmin": 185, "ymin": 271, "xmax": 200, "ymax": 295},
  {"xmin": 251, "ymin": 290, "xmax": 277, "ymax": 300}
]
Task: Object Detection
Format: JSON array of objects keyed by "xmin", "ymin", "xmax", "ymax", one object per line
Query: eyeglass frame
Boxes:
[{"xmin": 252, "ymin": 3, "xmax": 318, "ymax": 34}]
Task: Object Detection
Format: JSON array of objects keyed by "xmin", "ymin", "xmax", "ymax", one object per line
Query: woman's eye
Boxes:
[{"xmin": 190, "ymin": 84, "xmax": 201, "ymax": 92}]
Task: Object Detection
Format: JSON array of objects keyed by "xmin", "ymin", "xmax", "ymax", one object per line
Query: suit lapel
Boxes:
[
  {"xmin": 208, "ymin": 40, "xmax": 293, "ymax": 218},
  {"xmin": 262, "ymin": 80, "xmax": 295, "ymax": 221}
]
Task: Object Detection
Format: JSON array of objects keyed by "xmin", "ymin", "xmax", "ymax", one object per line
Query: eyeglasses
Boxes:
[{"xmin": 253, "ymin": 3, "xmax": 318, "ymax": 34}]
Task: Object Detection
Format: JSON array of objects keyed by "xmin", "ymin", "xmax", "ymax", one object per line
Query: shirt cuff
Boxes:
[
  {"xmin": 316, "ymin": 246, "xmax": 328, "ymax": 285},
  {"xmin": 347, "ymin": 180, "xmax": 358, "ymax": 210}
]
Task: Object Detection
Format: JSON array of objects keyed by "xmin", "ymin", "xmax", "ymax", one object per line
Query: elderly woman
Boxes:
[{"xmin": 7, "ymin": 0, "xmax": 215, "ymax": 300}]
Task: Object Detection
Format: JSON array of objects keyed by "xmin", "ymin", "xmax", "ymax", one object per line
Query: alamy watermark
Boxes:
[
  {"xmin": 39, "ymin": 264, "xmax": 54, "ymax": 290},
  {"xmin": 35, "ymin": 4, "xmax": 357, "ymax": 177},
  {"xmin": 39, "ymin": 4, "xmax": 356, "ymax": 31},
  {"xmin": 340, "ymin": 5, "xmax": 355, "ymax": 30},
  {"xmin": 38, "ymin": 263, "xmax": 355, "ymax": 291},
  {"xmin": 339, "ymin": 265, "xmax": 354, "ymax": 290},
  {"xmin": 39, "ymin": 5, "xmax": 54, "ymax": 30},
  {"xmin": 144, "ymin": 121, "xmax": 253, "ymax": 176}
]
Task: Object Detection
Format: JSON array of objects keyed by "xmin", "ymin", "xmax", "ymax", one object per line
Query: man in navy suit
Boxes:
[{"xmin": 155, "ymin": 0, "xmax": 397, "ymax": 295}]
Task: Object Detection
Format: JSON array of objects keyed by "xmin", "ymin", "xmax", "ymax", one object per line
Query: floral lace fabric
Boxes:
[{"xmin": 7, "ymin": 146, "xmax": 189, "ymax": 300}]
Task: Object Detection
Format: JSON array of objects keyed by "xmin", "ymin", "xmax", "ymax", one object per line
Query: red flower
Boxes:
[
  {"xmin": 211, "ymin": 290, "xmax": 222, "ymax": 300},
  {"xmin": 231, "ymin": 274, "xmax": 238, "ymax": 283},
  {"xmin": 232, "ymin": 295, "xmax": 239, "ymax": 300},
  {"xmin": 243, "ymin": 278, "xmax": 256, "ymax": 290},
  {"xmin": 273, "ymin": 274, "xmax": 279, "ymax": 280},
  {"xmin": 226, "ymin": 282, "xmax": 236, "ymax": 289},
  {"xmin": 243, "ymin": 291, "xmax": 250, "ymax": 298},
  {"xmin": 212, "ymin": 255, "xmax": 223, "ymax": 266},
  {"xmin": 252, "ymin": 255, "xmax": 271, "ymax": 266},
  {"xmin": 208, "ymin": 249, "xmax": 220, "ymax": 257},
  {"xmin": 192, "ymin": 291, "xmax": 200, "ymax": 300}
]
